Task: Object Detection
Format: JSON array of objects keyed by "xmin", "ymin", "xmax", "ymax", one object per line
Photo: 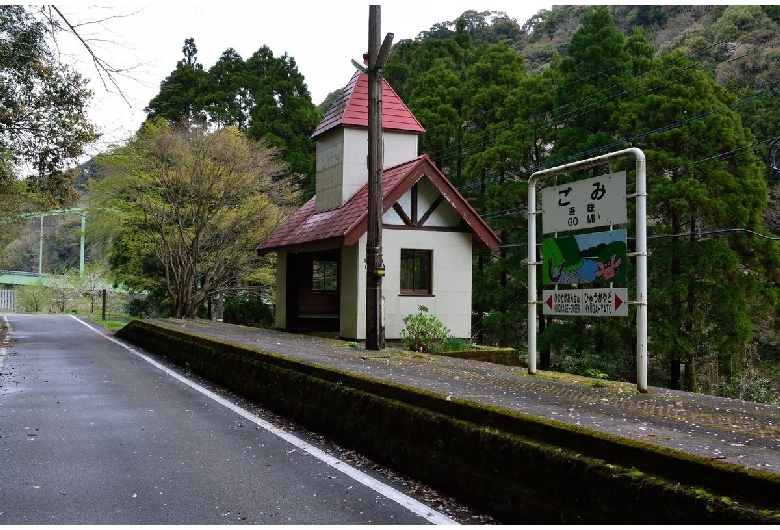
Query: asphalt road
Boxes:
[{"xmin": 0, "ymin": 314, "xmax": 455, "ymax": 525}]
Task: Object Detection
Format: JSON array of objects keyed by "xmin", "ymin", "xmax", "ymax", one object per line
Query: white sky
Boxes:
[{"xmin": 53, "ymin": 3, "xmax": 552, "ymax": 155}]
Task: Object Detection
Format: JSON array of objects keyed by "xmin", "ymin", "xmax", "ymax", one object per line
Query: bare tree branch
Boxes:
[{"xmin": 49, "ymin": 5, "xmax": 131, "ymax": 105}]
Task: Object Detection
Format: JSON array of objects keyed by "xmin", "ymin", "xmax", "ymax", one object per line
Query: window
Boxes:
[
  {"xmin": 312, "ymin": 260, "xmax": 338, "ymax": 292},
  {"xmin": 400, "ymin": 249, "xmax": 432, "ymax": 295}
]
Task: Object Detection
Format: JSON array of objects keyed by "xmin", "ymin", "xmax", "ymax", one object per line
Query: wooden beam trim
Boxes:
[
  {"xmin": 392, "ymin": 203, "xmax": 412, "ymax": 226},
  {"xmin": 382, "ymin": 224, "xmax": 468, "ymax": 233},
  {"xmin": 418, "ymin": 195, "xmax": 444, "ymax": 226},
  {"xmin": 411, "ymin": 184, "xmax": 418, "ymax": 224}
]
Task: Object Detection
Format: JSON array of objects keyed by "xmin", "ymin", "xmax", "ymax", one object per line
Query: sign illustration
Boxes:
[{"xmin": 542, "ymin": 229, "xmax": 627, "ymax": 287}]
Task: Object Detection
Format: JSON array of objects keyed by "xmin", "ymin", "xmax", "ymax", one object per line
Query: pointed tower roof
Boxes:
[{"xmin": 311, "ymin": 70, "xmax": 425, "ymax": 139}]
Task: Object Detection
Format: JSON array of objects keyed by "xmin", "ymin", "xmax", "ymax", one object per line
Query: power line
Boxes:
[
  {"xmin": 457, "ymin": 86, "xmax": 780, "ymax": 193},
  {"xmin": 498, "ymin": 227, "xmax": 780, "ymax": 249},
  {"xmin": 416, "ymin": 11, "xmax": 779, "ymax": 180}
]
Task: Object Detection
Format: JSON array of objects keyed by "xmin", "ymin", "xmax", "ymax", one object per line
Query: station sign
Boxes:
[
  {"xmin": 541, "ymin": 171, "xmax": 627, "ymax": 234},
  {"xmin": 542, "ymin": 288, "xmax": 629, "ymax": 317}
]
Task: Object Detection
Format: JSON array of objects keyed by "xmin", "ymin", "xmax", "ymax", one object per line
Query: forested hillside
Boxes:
[
  {"xmin": 3, "ymin": 5, "xmax": 780, "ymax": 400},
  {"xmin": 380, "ymin": 5, "xmax": 780, "ymax": 397}
]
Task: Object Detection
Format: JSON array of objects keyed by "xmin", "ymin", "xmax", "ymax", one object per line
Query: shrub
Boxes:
[
  {"xmin": 552, "ymin": 353, "xmax": 615, "ymax": 381},
  {"xmin": 16, "ymin": 281, "xmax": 53, "ymax": 312},
  {"xmin": 722, "ymin": 373, "xmax": 780, "ymax": 405},
  {"xmin": 401, "ymin": 305, "xmax": 451, "ymax": 354},
  {"xmin": 443, "ymin": 336, "xmax": 469, "ymax": 352}
]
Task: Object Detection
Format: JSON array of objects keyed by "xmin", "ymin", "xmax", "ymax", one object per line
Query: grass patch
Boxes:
[{"xmin": 80, "ymin": 313, "xmax": 133, "ymax": 332}]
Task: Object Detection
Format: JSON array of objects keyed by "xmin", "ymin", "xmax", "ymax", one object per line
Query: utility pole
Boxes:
[{"xmin": 366, "ymin": 6, "xmax": 393, "ymax": 350}]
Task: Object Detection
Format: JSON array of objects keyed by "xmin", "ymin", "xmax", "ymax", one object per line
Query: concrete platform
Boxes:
[{"xmin": 139, "ymin": 318, "xmax": 780, "ymax": 477}]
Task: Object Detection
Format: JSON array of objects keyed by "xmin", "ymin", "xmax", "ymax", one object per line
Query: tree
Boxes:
[
  {"xmin": 551, "ymin": 6, "xmax": 633, "ymax": 162},
  {"xmin": 145, "ymin": 40, "xmax": 321, "ymax": 200},
  {"xmin": 0, "ymin": 5, "xmax": 98, "ymax": 208},
  {"xmin": 91, "ymin": 118, "xmax": 298, "ymax": 318},
  {"xmin": 201, "ymin": 48, "xmax": 251, "ymax": 129},
  {"xmin": 386, "ymin": 17, "xmax": 538, "ymax": 349},
  {"xmin": 459, "ymin": 43, "xmax": 529, "ymax": 348},
  {"xmin": 243, "ymin": 46, "xmax": 321, "ymax": 196},
  {"xmin": 615, "ymin": 50, "xmax": 775, "ymax": 391},
  {"xmin": 145, "ymin": 38, "xmax": 208, "ymax": 125}
]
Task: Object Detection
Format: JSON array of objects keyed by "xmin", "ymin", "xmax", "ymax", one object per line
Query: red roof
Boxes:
[
  {"xmin": 311, "ymin": 70, "xmax": 425, "ymax": 138},
  {"xmin": 257, "ymin": 155, "xmax": 500, "ymax": 254}
]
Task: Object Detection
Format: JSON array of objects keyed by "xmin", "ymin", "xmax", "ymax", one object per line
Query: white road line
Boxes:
[{"xmin": 70, "ymin": 315, "xmax": 458, "ymax": 525}]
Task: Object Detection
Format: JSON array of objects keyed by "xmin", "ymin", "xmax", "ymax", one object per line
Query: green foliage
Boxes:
[
  {"xmin": 552, "ymin": 353, "xmax": 616, "ymax": 382},
  {"xmin": 222, "ymin": 292, "xmax": 274, "ymax": 328},
  {"xmin": 615, "ymin": 47, "xmax": 770, "ymax": 391},
  {"xmin": 16, "ymin": 280, "xmax": 53, "ymax": 312},
  {"xmin": 401, "ymin": 305, "xmax": 451, "ymax": 354},
  {"xmin": 90, "ymin": 120, "xmax": 298, "ymax": 318},
  {"xmin": 442, "ymin": 336, "xmax": 469, "ymax": 352},
  {"xmin": 145, "ymin": 38, "xmax": 206, "ymax": 124},
  {"xmin": 144, "ymin": 39, "xmax": 321, "ymax": 200},
  {"xmin": 722, "ymin": 373, "xmax": 780, "ymax": 405},
  {"xmin": 0, "ymin": 5, "xmax": 98, "ymax": 208},
  {"xmin": 125, "ymin": 297, "xmax": 154, "ymax": 318}
]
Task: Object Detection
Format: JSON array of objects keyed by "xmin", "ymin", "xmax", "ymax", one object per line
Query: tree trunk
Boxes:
[
  {"xmin": 539, "ymin": 315, "xmax": 550, "ymax": 370},
  {"xmin": 669, "ymin": 268, "xmax": 682, "ymax": 390},
  {"xmin": 682, "ymin": 217, "xmax": 697, "ymax": 391}
]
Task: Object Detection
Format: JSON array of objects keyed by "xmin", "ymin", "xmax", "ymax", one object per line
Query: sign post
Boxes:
[{"xmin": 527, "ymin": 149, "xmax": 647, "ymax": 392}]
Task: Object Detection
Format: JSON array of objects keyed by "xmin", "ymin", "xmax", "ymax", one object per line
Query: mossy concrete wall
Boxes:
[
  {"xmin": 433, "ymin": 346, "xmax": 521, "ymax": 366},
  {"xmin": 116, "ymin": 320, "xmax": 780, "ymax": 524}
]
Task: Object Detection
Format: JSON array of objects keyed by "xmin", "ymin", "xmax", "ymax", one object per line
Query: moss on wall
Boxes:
[
  {"xmin": 433, "ymin": 346, "xmax": 521, "ymax": 366},
  {"xmin": 116, "ymin": 320, "xmax": 780, "ymax": 524}
]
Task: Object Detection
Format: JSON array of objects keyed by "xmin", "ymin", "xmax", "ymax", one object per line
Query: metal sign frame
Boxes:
[{"xmin": 527, "ymin": 148, "xmax": 648, "ymax": 392}]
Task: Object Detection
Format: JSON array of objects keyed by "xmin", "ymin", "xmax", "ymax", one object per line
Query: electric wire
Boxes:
[{"xmin": 414, "ymin": 12, "xmax": 780, "ymax": 182}]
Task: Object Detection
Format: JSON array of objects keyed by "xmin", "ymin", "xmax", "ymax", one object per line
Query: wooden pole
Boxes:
[{"xmin": 366, "ymin": 5, "xmax": 385, "ymax": 350}]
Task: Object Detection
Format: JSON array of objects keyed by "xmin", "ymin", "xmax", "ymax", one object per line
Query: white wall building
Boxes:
[{"xmin": 257, "ymin": 69, "xmax": 499, "ymax": 341}]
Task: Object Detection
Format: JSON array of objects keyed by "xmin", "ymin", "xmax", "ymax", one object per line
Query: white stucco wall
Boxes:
[
  {"xmin": 339, "ymin": 241, "xmax": 363, "ymax": 340},
  {"xmin": 314, "ymin": 128, "xmax": 419, "ymax": 212},
  {"xmin": 273, "ymin": 250, "xmax": 288, "ymax": 329},
  {"xmin": 314, "ymin": 131, "xmax": 345, "ymax": 213},
  {"xmin": 384, "ymin": 131, "xmax": 419, "ymax": 168},
  {"xmin": 377, "ymin": 177, "xmax": 474, "ymax": 340},
  {"xmin": 383, "ymin": 229, "xmax": 473, "ymax": 340},
  {"xmin": 384, "ymin": 178, "xmax": 461, "ymax": 227},
  {"xmin": 340, "ymin": 229, "xmax": 473, "ymax": 341}
]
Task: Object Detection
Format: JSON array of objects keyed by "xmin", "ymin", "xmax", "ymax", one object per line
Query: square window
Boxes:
[
  {"xmin": 312, "ymin": 260, "xmax": 337, "ymax": 292},
  {"xmin": 400, "ymin": 249, "xmax": 431, "ymax": 295}
]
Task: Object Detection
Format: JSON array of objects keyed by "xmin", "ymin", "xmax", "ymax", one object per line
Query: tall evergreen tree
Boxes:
[
  {"xmin": 243, "ymin": 46, "xmax": 321, "ymax": 196},
  {"xmin": 145, "ymin": 38, "xmax": 208, "ymax": 125},
  {"xmin": 202, "ymin": 48, "xmax": 251, "ymax": 129},
  {"xmin": 144, "ymin": 41, "xmax": 321, "ymax": 200},
  {"xmin": 551, "ymin": 6, "xmax": 633, "ymax": 161},
  {"xmin": 615, "ymin": 50, "xmax": 774, "ymax": 391}
]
